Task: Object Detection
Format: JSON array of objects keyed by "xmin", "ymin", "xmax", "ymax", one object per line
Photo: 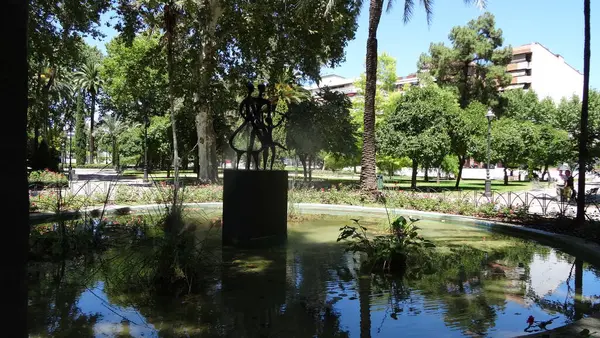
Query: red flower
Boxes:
[
  {"xmin": 321, "ymin": 188, "xmax": 325, "ymax": 192},
  {"xmin": 527, "ymin": 316, "xmax": 535, "ymax": 325}
]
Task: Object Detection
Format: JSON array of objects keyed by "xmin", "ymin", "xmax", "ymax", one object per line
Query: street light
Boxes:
[{"xmin": 484, "ymin": 108, "xmax": 495, "ymax": 197}]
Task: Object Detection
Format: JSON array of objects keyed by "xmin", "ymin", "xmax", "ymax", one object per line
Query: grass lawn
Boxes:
[{"xmin": 123, "ymin": 168, "xmax": 534, "ymax": 192}]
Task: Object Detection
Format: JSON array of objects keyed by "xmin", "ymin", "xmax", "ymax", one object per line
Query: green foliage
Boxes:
[
  {"xmin": 74, "ymin": 93, "xmax": 87, "ymax": 165},
  {"xmin": 287, "ymin": 88, "xmax": 358, "ymax": 178},
  {"xmin": 441, "ymin": 155, "xmax": 460, "ymax": 176},
  {"xmin": 419, "ymin": 12, "xmax": 512, "ymax": 109},
  {"xmin": 101, "ymin": 33, "xmax": 168, "ymax": 124},
  {"xmin": 337, "ymin": 216, "xmax": 435, "ymax": 273},
  {"xmin": 378, "ymin": 85, "xmax": 456, "ymax": 186},
  {"xmin": 376, "ymin": 155, "xmax": 411, "ymax": 176},
  {"xmin": 28, "ymin": 170, "xmax": 68, "ymax": 187}
]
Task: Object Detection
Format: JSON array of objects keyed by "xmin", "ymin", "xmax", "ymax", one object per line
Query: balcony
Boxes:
[
  {"xmin": 511, "ymin": 76, "xmax": 532, "ymax": 85},
  {"xmin": 507, "ymin": 61, "xmax": 531, "ymax": 71}
]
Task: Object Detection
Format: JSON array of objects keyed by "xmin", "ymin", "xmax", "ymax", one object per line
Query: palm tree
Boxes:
[
  {"xmin": 74, "ymin": 62, "xmax": 103, "ymax": 164},
  {"xmin": 97, "ymin": 115, "xmax": 127, "ymax": 168},
  {"xmin": 576, "ymin": 0, "xmax": 591, "ymax": 224},
  {"xmin": 325, "ymin": 0, "xmax": 486, "ymax": 193}
]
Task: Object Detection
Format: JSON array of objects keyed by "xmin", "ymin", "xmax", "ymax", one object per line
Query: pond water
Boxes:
[{"xmin": 28, "ymin": 214, "xmax": 600, "ymax": 337}]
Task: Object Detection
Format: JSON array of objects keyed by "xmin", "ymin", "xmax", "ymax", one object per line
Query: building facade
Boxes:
[
  {"xmin": 504, "ymin": 42, "xmax": 583, "ymax": 102},
  {"xmin": 308, "ymin": 43, "xmax": 582, "ymax": 103}
]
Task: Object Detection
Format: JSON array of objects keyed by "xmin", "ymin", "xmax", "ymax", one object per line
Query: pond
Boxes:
[{"xmin": 28, "ymin": 213, "xmax": 600, "ymax": 337}]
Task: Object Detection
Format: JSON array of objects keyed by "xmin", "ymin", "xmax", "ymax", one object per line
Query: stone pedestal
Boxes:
[{"xmin": 222, "ymin": 169, "xmax": 288, "ymax": 247}]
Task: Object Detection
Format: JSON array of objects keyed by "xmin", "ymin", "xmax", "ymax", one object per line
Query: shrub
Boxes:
[
  {"xmin": 337, "ymin": 216, "xmax": 435, "ymax": 273},
  {"xmin": 28, "ymin": 169, "xmax": 68, "ymax": 187}
]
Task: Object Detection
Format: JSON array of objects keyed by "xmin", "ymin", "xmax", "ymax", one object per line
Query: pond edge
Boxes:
[{"xmin": 30, "ymin": 202, "xmax": 600, "ymax": 266}]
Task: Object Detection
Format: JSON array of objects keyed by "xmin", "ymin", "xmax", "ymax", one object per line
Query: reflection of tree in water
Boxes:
[
  {"xmin": 382, "ymin": 240, "xmax": 549, "ymax": 337},
  {"xmin": 28, "ymin": 258, "xmax": 100, "ymax": 337},
  {"xmin": 95, "ymin": 228, "xmax": 352, "ymax": 337}
]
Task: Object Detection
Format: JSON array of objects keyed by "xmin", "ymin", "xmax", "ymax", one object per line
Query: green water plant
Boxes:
[{"xmin": 337, "ymin": 216, "xmax": 435, "ymax": 273}]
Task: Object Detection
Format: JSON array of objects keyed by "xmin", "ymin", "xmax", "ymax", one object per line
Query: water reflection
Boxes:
[{"xmin": 27, "ymin": 217, "xmax": 600, "ymax": 337}]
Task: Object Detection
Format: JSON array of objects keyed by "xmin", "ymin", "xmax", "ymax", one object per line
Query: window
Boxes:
[
  {"xmin": 525, "ymin": 53, "xmax": 532, "ymax": 62},
  {"xmin": 523, "ymin": 83, "xmax": 531, "ymax": 90},
  {"xmin": 525, "ymin": 69, "xmax": 532, "ymax": 76}
]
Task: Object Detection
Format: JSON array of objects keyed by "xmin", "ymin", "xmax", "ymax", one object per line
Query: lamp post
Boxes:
[{"xmin": 484, "ymin": 109, "xmax": 495, "ymax": 197}]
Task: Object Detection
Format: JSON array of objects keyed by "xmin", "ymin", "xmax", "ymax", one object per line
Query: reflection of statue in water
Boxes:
[{"xmin": 228, "ymin": 82, "xmax": 287, "ymax": 170}]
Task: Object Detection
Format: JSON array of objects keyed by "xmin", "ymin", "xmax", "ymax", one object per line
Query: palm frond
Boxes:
[
  {"xmin": 465, "ymin": 0, "xmax": 486, "ymax": 10},
  {"xmin": 420, "ymin": 0, "xmax": 434, "ymax": 25},
  {"xmin": 403, "ymin": 0, "xmax": 414, "ymax": 24}
]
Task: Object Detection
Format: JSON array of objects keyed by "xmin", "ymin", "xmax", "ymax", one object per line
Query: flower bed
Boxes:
[{"xmin": 28, "ymin": 169, "xmax": 68, "ymax": 189}]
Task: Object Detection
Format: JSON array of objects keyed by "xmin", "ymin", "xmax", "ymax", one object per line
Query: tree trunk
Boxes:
[
  {"xmin": 459, "ymin": 62, "xmax": 470, "ymax": 109},
  {"xmin": 89, "ymin": 92, "xmax": 96, "ymax": 164},
  {"xmin": 437, "ymin": 168, "xmax": 441, "ymax": 184},
  {"xmin": 299, "ymin": 154, "xmax": 308, "ymax": 182},
  {"xmin": 577, "ymin": 0, "xmax": 591, "ymax": 224},
  {"xmin": 542, "ymin": 164, "xmax": 548, "ymax": 181},
  {"xmin": 411, "ymin": 159, "xmax": 418, "ymax": 189},
  {"xmin": 359, "ymin": 0, "xmax": 384, "ymax": 194},
  {"xmin": 308, "ymin": 155, "xmax": 313, "ymax": 182},
  {"xmin": 166, "ymin": 2, "xmax": 180, "ymax": 208},
  {"xmin": 504, "ymin": 167, "xmax": 509, "ymax": 186},
  {"xmin": 195, "ymin": 107, "xmax": 217, "ymax": 182},
  {"xmin": 354, "ymin": 165, "xmax": 357, "ymax": 174},
  {"xmin": 1, "ymin": 0, "xmax": 29, "ymax": 333},
  {"xmin": 424, "ymin": 166, "xmax": 429, "ymax": 182},
  {"xmin": 195, "ymin": 1, "xmax": 221, "ymax": 184},
  {"xmin": 455, "ymin": 155, "xmax": 465, "ymax": 189}
]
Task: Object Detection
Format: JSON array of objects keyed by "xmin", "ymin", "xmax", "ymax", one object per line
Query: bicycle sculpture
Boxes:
[{"xmin": 228, "ymin": 82, "xmax": 287, "ymax": 170}]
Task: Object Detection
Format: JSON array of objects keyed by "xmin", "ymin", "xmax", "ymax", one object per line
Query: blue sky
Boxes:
[{"xmin": 86, "ymin": 0, "xmax": 598, "ymax": 88}]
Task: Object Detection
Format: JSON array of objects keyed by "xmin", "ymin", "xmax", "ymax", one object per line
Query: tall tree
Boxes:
[
  {"xmin": 97, "ymin": 115, "xmax": 127, "ymax": 168},
  {"xmin": 419, "ymin": 11, "xmax": 511, "ymax": 187},
  {"xmin": 74, "ymin": 91, "xmax": 87, "ymax": 165},
  {"xmin": 378, "ymin": 85, "xmax": 456, "ymax": 188},
  {"xmin": 577, "ymin": 0, "xmax": 591, "ymax": 224},
  {"xmin": 287, "ymin": 89, "xmax": 357, "ymax": 181},
  {"xmin": 75, "ymin": 62, "xmax": 103, "ymax": 163},
  {"xmin": 116, "ymin": 0, "xmax": 360, "ymax": 182},
  {"xmin": 357, "ymin": 0, "xmax": 487, "ymax": 194}
]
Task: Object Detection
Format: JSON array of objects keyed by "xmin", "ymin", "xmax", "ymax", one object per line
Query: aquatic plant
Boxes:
[{"xmin": 337, "ymin": 216, "xmax": 435, "ymax": 273}]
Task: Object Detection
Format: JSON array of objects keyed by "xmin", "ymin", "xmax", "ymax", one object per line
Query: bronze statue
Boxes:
[{"xmin": 228, "ymin": 82, "xmax": 286, "ymax": 170}]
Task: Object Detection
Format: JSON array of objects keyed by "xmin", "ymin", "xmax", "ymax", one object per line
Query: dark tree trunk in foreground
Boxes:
[
  {"xmin": 577, "ymin": 0, "xmax": 591, "ymax": 224},
  {"xmin": 1, "ymin": 0, "xmax": 29, "ymax": 335},
  {"xmin": 360, "ymin": 0, "xmax": 384, "ymax": 194},
  {"xmin": 504, "ymin": 167, "xmax": 509, "ymax": 186}
]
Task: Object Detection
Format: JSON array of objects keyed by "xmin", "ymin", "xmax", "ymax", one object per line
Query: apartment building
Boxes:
[
  {"xmin": 504, "ymin": 42, "xmax": 582, "ymax": 102},
  {"xmin": 307, "ymin": 43, "xmax": 582, "ymax": 104},
  {"xmin": 305, "ymin": 74, "xmax": 358, "ymax": 97}
]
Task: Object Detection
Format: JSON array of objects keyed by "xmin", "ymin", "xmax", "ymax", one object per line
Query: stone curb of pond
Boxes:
[{"xmin": 30, "ymin": 202, "xmax": 600, "ymax": 266}]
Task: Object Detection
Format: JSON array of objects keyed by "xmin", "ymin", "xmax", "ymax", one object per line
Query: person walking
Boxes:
[{"xmin": 565, "ymin": 170, "xmax": 577, "ymax": 202}]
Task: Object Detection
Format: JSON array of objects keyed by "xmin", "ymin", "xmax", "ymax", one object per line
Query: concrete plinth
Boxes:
[{"xmin": 222, "ymin": 169, "xmax": 288, "ymax": 247}]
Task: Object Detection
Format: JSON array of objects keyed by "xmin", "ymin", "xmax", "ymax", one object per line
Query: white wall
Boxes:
[{"xmin": 531, "ymin": 43, "xmax": 583, "ymax": 102}]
